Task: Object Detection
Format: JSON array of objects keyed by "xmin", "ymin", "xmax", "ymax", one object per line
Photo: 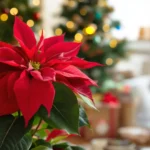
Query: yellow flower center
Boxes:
[{"xmin": 30, "ymin": 61, "xmax": 40, "ymax": 70}]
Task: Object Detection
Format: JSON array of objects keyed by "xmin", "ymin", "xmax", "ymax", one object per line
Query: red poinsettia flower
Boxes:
[{"xmin": 0, "ymin": 17, "xmax": 102, "ymax": 125}]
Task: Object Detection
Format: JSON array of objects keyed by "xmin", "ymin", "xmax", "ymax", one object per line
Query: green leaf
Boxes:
[
  {"xmin": 77, "ymin": 94, "xmax": 97, "ymax": 110},
  {"xmin": 38, "ymin": 83, "xmax": 79, "ymax": 134},
  {"xmin": 65, "ymin": 147, "xmax": 72, "ymax": 150},
  {"xmin": 53, "ymin": 143, "xmax": 85, "ymax": 150},
  {"xmin": 32, "ymin": 139, "xmax": 51, "ymax": 148},
  {"xmin": 51, "ymin": 135, "xmax": 68, "ymax": 145},
  {"xmin": 71, "ymin": 146, "xmax": 85, "ymax": 150},
  {"xmin": 0, "ymin": 115, "xmax": 32, "ymax": 150},
  {"xmin": 79, "ymin": 105, "xmax": 90, "ymax": 127},
  {"xmin": 31, "ymin": 145, "xmax": 52, "ymax": 150},
  {"xmin": 36, "ymin": 129, "xmax": 47, "ymax": 139},
  {"xmin": 14, "ymin": 134, "xmax": 32, "ymax": 150},
  {"xmin": 52, "ymin": 142, "xmax": 70, "ymax": 149}
]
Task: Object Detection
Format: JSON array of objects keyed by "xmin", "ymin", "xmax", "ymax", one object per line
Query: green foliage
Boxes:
[
  {"xmin": 79, "ymin": 105, "xmax": 90, "ymax": 127},
  {"xmin": 71, "ymin": 146, "xmax": 85, "ymax": 150},
  {"xmin": 77, "ymin": 94, "xmax": 97, "ymax": 110},
  {"xmin": 14, "ymin": 134, "xmax": 32, "ymax": 150},
  {"xmin": 0, "ymin": 0, "xmax": 41, "ymax": 43},
  {"xmin": 31, "ymin": 139, "xmax": 51, "ymax": 149},
  {"xmin": 31, "ymin": 146, "xmax": 52, "ymax": 150},
  {"xmin": 38, "ymin": 83, "xmax": 79, "ymax": 134},
  {"xmin": 53, "ymin": 142, "xmax": 85, "ymax": 150},
  {"xmin": 0, "ymin": 115, "xmax": 32, "ymax": 150}
]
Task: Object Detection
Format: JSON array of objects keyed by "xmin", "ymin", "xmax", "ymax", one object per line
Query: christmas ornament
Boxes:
[
  {"xmin": 95, "ymin": 11, "xmax": 102, "ymax": 20},
  {"xmin": 82, "ymin": 43, "xmax": 89, "ymax": 52},
  {"xmin": 74, "ymin": 33, "xmax": 83, "ymax": 42},
  {"xmin": 106, "ymin": 57, "xmax": 113, "ymax": 66},
  {"xmin": 10, "ymin": 7, "xmax": 18, "ymax": 16},
  {"xmin": 80, "ymin": 7, "xmax": 88, "ymax": 16},
  {"xmin": 103, "ymin": 24, "xmax": 110, "ymax": 32},
  {"xmin": 33, "ymin": 12, "xmax": 40, "ymax": 20},
  {"xmin": 67, "ymin": 0, "xmax": 77, "ymax": 8},
  {"xmin": 116, "ymin": 25, "xmax": 121, "ymax": 30},
  {"xmin": 109, "ymin": 39, "xmax": 118, "ymax": 48},
  {"xmin": 32, "ymin": 0, "xmax": 40, "ymax": 6},
  {"xmin": 55, "ymin": 28, "xmax": 63, "ymax": 36},
  {"xmin": 84, "ymin": 24, "xmax": 97, "ymax": 35},
  {"xmin": 93, "ymin": 35, "xmax": 101, "ymax": 44},
  {"xmin": 66, "ymin": 20, "xmax": 76, "ymax": 30},
  {"xmin": 26, "ymin": 19, "xmax": 34, "ymax": 27},
  {"xmin": 1, "ymin": 8, "xmax": 9, "ymax": 14},
  {"xmin": 73, "ymin": 14, "xmax": 83, "ymax": 24},
  {"xmin": 0, "ymin": 13, "xmax": 8, "ymax": 21}
]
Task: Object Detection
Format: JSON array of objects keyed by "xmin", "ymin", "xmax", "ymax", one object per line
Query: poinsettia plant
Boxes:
[{"xmin": 0, "ymin": 17, "xmax": 102, "ymax": 150}]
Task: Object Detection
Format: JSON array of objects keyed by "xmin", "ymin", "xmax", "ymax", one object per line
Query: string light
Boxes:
[
  {"xmin": 94, "ymin": 35, "xmax": 101, "ymax": 43},
  {"xmin": 55, "ymin": 28, "xmax": 63, "ymax": 35},
  {"xmin": 106, "ymin": 58, "xmax": 113, "ymax": 66},
  {"xmin": 80, "ymin": 7, "xmax": 87, "ymax": 16},
  {"xmin": 74, "ymin": 33, "xmax": 83, "ymax": 42},
  {"xmin": 99, "ymin": 0, "xmax": 108, "ymax": 7},
  {"xmin": 103, "ymin": 24, "xmax": 110, "ymax": 32},
  {"xmin": 68, "ymin": 0, "xmax": 76, "ymax": 7},
  {"xmin": 78, "ymin": 0, "xmax": 84, "ymax": 2},
  {"xmin": 84, "ymin": 24, "xmax": 97, "ymax": 35},
  {"xmin": 109, "ymin": 39, "xmax": 118, "ymax": 48},
  {"xmin": 10, "ymin": 7, "xmax": 18, "ymax": 15},
  {"xmin": 66, "ymin": 21, "xmax": 75, "ymax": 29},
  {"xmin": 0, "ymin": 14, "xmax": 8, "ymax": 21},
  {"xmin": 32, "ymin": 0, "xmax": 40, "ymax": 6},
  {"xmin": 26, "ymin": 19, "xmax": 34, "ymax": 27}
]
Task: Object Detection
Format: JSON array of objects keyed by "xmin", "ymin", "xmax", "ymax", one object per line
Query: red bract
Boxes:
[
  {"xmin": 46, "ymin": 129, "xmax": 76, "ymax": 142},
  {"xmin": 0, "ymin": 17, "xmax": 102, "ymax": 125}
]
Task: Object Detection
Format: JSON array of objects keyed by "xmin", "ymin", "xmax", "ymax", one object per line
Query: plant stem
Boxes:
[
  {"xmin": 18, "ymin": 111, "xmax": 21, "ymax": 117},
  {"xmin": 32, "ymin": 119, "xmax": 42, "ymax": 137}
]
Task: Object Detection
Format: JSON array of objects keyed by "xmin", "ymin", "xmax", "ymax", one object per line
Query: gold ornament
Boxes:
[
  {"xmin": 55, "ymin": 28, "xmax": 63, "ymax": 35},
  {"xmin": 74, "ymin": 33, "xmax": 83, "ymax": 42},
  {"xmin": 99, "ymin": 0, "xmax": 108, "ymax": 7},
  {"xmin": 10, "ymin": 7, "xmax": 18, "ymax": 16},
  {"xmin": 106, "ymin": 58, "xmax": 113, "ymax": 65},
  {"xmin": 80, "ymin": 7, "xmax": 87, "ymax": 16},
  {"xmin": 32, "ymin": 0, "xmax": 40, "ymax": 6},
  {"xmin": 66, "ymin": 21, "xmax": 75, "ymax": 29},
  {"xmin": 0, "ymin": 14, "xmax": 8, "ymax": 21},
  {"xmin": 109, "ymin": 39, "xmax": 118, "ymax": 48},
  {"xmin": 68, "ymin": 0, "xmax": 76, "ymax": 7},
  {"xmin": 103, "ymin": 24, "xmax": 110, "ymax": 32},
  {"xmin": 84, "ymin": 24, "xmax": 97, "ymax": 35},
  {"xmin": 26, "ymin": 19, "xmax": 34, "ymax": 27}
]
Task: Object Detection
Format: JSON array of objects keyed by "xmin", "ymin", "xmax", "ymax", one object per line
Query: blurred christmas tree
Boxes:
[
  {"xmin": 54, "ymin": 0, "xmax": 127, "ymax": 92},
  {"xmin": 0, "ymin": 0, "xmax": 41, "ymax": 43}
]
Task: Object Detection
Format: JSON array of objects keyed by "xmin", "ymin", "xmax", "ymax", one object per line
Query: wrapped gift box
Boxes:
[{"xmin": 80, "ymin": 103, "xmax": 120, "ymax": 140}]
